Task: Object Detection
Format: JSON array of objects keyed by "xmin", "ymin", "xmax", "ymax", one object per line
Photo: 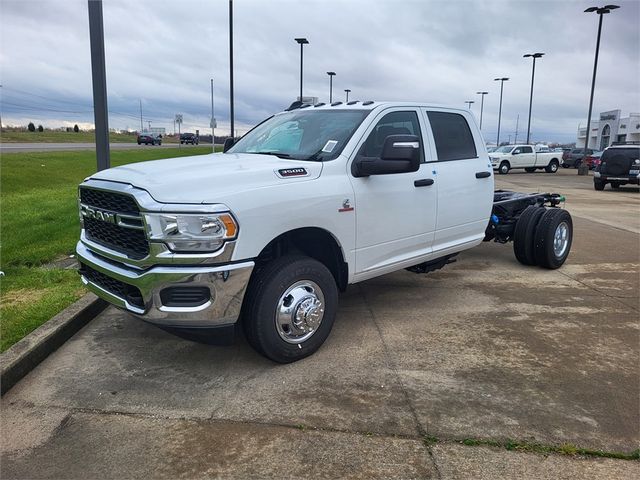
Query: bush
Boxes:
[
  {"xmin": 73, "ymin": 124, "xmax": 79, "ymax": 133},
  {"xmin": 27, "ymin": 122, "xmax": 35, "ymax": 132},
  {"xmin": 37, "ymin": 125, "xmax": 44, "ymax": 132}
]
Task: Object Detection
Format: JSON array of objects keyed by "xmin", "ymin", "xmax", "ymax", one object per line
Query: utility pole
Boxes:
[
  {"xmin": 87, "ymin": 0, "xmax": 110, "ymax": 171},
  {"xmin": 139, "ymin": 99, "xmax": 143, "ymax": 132},
  {"xmin": 514, "ymin": 114, "xmax": 520, "ymax": 144},
  {"xmin": 147, "ymin": 121, "xmax": 151, "ymax": 131},
  {"xmin": 210, "ymin": 78, "xmax": 215, "ymax": 151},
  {"xmin": 229, "ymin": 0, "xmax": 234, "ymax": 138},
  {"xmin": 345, "ymin": 89, "xmax": 351, "ymax": 102},
  {"xmin": 327, "ymin": 71, "xmax": 336, "ymax": 103}
]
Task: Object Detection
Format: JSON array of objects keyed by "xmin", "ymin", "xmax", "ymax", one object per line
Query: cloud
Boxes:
[{"xmin": 1, "ymin": 0, "xmax": 638, "ymax": 143}]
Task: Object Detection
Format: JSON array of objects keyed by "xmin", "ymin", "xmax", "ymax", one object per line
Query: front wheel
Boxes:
[
  {"xmin": 594, "ymin": 179, "xmax": 605, "ymax": 191},
  {"xmin": 499, "ymin": 161, "xmax": 510, "ymax": 175},
  {"xmin": 242, "ymin": 255, "xmax": 338, "ymax": 363},
  {"xmin": 545, "ymin": 160, "xmax": 559, "ymax": 173}
]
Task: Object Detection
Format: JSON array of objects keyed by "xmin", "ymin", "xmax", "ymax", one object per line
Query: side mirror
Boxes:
[
  {"xmin": 352, "ymin": 134, "xmax": 421, "ymax": 177},
  {"xmin": 223, "ymin": 137, "xmax": 235, "ymax": 152}
]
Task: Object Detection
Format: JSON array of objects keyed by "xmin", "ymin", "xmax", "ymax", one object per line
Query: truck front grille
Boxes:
[
  {"xmin": 80, "ymin": 263, "xmax": 144, "ymax": 309},
  {"xmin": 80, "ymin": 187, "xmax": 150, "ymax": 260},
  {"xmin": 80, "ymin": 188, "xmax": 140, "ymax": 216}
]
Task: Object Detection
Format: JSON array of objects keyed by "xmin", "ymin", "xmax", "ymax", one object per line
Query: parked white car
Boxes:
[
  {"xmin": 76, "ymin": 102, "xmax": 572, "ymax": 362},
  {"xmin": 490, "ymin": 144, "xmax": 562, "ymax": 174}
]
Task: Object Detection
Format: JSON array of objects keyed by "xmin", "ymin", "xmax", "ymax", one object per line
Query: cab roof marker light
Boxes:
[
  {"xmin": 362, "ymin": 101, "xmax": 375, "ymax": 106},
  {"xmin": 331, "ymin": 102, "xmax": 342, "ymax": 106}
]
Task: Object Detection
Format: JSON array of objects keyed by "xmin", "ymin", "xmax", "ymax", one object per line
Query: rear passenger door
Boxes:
[{"xmin": 421, "ymin": 109, "xmax": 494, "ymax": 253}]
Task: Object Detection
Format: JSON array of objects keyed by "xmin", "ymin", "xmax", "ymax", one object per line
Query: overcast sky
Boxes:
[{"xmin": 1, "ymin": 0, "xmax": 639, "ymax": 143}]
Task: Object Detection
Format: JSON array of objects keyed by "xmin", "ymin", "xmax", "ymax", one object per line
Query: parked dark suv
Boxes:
[
  {"xmin": 137, "ymin": 132, "xmax": 162, "ymax": 146},
  {"xmin": 562, "ymin": 148, "xmax": 593, "ymax": 168},
  {"xmin": 180, "ymin": 133, "xmax": 199, "ymax": 145},
  {"xmin": 594, "ymin": 143, "xmax": 640, "ymax": 191}
]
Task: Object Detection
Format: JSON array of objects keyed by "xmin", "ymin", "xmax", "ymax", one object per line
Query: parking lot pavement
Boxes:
[{"xmin": 2, "ymin": 169, "xmax": 638, "ymax": 479}]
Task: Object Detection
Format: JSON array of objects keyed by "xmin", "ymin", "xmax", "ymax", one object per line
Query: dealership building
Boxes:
[{"xmin": 577, "ymin": 109, "xmax": 640, "ymax": 150}]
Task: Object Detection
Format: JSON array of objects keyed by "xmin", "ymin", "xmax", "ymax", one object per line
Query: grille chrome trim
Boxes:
[{"xmin": 79, "ymin": 179, "xmax": 236, "ymax": 267}]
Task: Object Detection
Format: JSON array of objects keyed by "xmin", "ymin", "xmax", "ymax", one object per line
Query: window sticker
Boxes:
[{"xmin": 322, "ymin": 140, "xmax": 338, "ymax": 153}]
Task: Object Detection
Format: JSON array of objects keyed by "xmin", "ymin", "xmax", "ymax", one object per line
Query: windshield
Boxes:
[
  {"xmin": 228, "ymin": 109, "xmax": 370, "ymax": 161},
  {"xmin": 495, "ymin": 146, "xmax": 514, "ymax": 153}
]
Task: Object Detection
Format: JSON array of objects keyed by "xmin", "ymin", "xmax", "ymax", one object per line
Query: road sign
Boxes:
[
  {"xmin": 210, "ymin": 117, "xmax": 217, "ymax": 128},
  {"xmin": 175, "ymin": 114, "xmax": 183, "ymax": 124}
]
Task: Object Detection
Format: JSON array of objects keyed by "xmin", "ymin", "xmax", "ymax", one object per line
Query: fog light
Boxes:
[{"xmin": 160, "ymin": 287, "xmax": 211, "ymax": 307}]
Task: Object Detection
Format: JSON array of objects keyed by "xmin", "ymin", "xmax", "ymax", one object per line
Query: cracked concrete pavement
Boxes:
[{"xmin": 1, "ymin": 169, "xmax": 638, "ymax": 479}]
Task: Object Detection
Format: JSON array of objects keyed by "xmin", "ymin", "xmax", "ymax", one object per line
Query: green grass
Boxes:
[
  {"xmin": 0, "ymin": 130, "xmax": 139, "ymax": 143},
  {"xmin": 0, "ymin": 146, "xmax": 213, "ymax": 352}
]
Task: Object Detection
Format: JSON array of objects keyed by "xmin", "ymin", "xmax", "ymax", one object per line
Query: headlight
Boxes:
[{"xmin": 144, "ymin": 212, "xmax": 238, "ymax": 252}]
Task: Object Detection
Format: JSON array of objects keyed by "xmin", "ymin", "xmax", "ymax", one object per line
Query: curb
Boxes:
[{"xmin": 1, "ymin": 293, "xmax": 107, "ymax": 396}]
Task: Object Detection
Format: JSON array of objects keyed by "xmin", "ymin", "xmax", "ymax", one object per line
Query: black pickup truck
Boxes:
[{"xmin": 180, "ymin": 133, "xmax": 199, "ymax": 145}]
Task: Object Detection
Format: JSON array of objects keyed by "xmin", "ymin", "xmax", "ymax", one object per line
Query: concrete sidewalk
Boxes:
[{"xmin": 1, "ymin": 170, "xmax": 638, "ymax": 479}]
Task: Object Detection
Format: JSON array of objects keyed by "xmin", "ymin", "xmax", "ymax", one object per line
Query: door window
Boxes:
[
  {"xmin": 521, "ymin": 146, "xmax": 533, "ymax": 153},
  {"xmin": 427, "ymin": 111, "xmax": 477, "ymax": 161},
  {"xmin": 361, "ymin": 111, "xmax": 424, "ymax": 161}
]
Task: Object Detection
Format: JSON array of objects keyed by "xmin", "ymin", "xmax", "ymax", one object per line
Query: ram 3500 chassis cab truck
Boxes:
[
  {"xmin": 490, "ymin": 144, "xmax": 561, "ymax": 174},
  {"xmin": 76, "ymin": 101, "xmax": 573, "ymax": 362}
]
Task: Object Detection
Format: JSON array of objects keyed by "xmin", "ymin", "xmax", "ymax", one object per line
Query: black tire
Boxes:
[
  {"xmin": 513, "ymin": 206, "xmax": 546, "ymax": 266},
  {"xmin": 562, "ymin": 162, "xmax": 570, "ymax": 168},
  {"xmin": 594, "ymin": 179, "xmax": 605, "ymax": 191},
  {"xmin": 499, "ymin": 161, "xmax": 510, "ymax": 175},
  {"xmin": 242, "ymin": 255, "xmax": 338, "ymax": 363},
  {"xmin": 525, "ymin": 167, "xmax": 536, "ymax": 173},
  {"xmin": 137, "ymin": 141, "xmax": 141, "ymax": 145},
  {"xmin": 534, "ymin": 209, "xmax": 573, "ymax": 269},
  {"xmin": 545, "ymin": 159, "xmax": 559, "ymax": 173}
]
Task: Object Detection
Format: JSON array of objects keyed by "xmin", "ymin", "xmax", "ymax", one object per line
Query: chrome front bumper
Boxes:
[{"xmin": 76, "ymin": 242, "xmax": 254, "ymax": 328}]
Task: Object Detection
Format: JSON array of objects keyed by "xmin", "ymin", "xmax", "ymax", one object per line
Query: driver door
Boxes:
[{"xmin": 348, "ymin": 109, "xmax": 437, "ymax": 279}]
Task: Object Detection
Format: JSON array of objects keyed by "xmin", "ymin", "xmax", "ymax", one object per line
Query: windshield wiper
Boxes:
[{"xmin": 249, "ymin": 151, "xmax": 291, "ymax": 158}]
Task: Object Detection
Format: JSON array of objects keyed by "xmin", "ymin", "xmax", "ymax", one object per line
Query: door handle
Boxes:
[
  {"xmin": 475, "ymin": 171, "xmax": 491, "ymax": 179},
  {"xmin": 414, "ymin": 178, "xmax": 434, "ymax": 187}
]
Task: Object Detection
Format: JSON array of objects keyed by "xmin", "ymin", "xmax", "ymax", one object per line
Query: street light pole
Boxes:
[
  {"xmin": 344, "ymin": 89, "xmax": 351, "ymax": 102},
  {"xmin": 294, "ymin": 38, "xmax": 309, "ymax": 101},
  {"xmin": 494, "ymin": 77, "xmax": 509, "ymax": 146},
  {"xmin": 524, "ymin": 52, "xmax": 544, "ymax": 144},
  {"xmin": 327, "ymin": 71, "xmax": 336, "ymax": 103},
  {"xmin": 476, "ymin": 91, "xmax": 488, "ymax": 130},
  {"xmin": 580, "ymin": 4, "xmax": 619, "ymax": 175},
  {"xmin": 229, "ymin": 0, "xmax": 234, "ymax": 138},
  {"xmin": 465, "ymin": 100, "xmax": 474, "ymax": 109}
]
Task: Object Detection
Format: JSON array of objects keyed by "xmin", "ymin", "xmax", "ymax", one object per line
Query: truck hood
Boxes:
[{"xmin": 89, "ymin": 152, "xmax": 323, "ymax": 204}]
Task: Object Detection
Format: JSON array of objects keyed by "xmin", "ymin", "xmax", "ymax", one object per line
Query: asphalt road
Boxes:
[
  {"xmin": 2, "ymin": 169, "xmax": 638, "ymax": 479},
  {"xmin": 0, "ymin": 142, "xmax": 208, "ymax": 153}
]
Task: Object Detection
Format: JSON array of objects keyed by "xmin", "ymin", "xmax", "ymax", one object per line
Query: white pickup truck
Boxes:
[
  {"xmin": 76, "ymin": 101, "xmax": 573, "ymax": 362},
  {"xmin": 490, "ymin": 144, "xmax": 562, "ymax": 174}
]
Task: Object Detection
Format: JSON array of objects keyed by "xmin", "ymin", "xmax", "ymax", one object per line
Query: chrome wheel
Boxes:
[
  {"xmin": 275, "ymin": 280, "xmax": 325, "ymax": 344},
  {"xmin": 553, "ymin": 221, "xmax": 569, "ymax": 258}
]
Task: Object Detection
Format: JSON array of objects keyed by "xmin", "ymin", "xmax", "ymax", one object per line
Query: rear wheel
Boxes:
[
  {"xmin": 513, "ymin": 206, "xmax": 546, "ymax": 266},
  {"xmin": 534, "ymin": 209, "xmax": 573, "ymax": 269},
  {"xmin": 525, "ymin": 167, "xmax": 536, "ymax": 173},
  {"xmin": 242, "ymin": 255, "xmax": 338, "ymax": 363},
  {"xmin": 545, "ymin": 160, "xmax": 559, "ymax": 173},
  {"xmin": 594, "ymin": 179, "xmax": 605, "ymax": 191},
  {"xmin": 499, "ymin": 161, "xmax": 510, "ymax": 175}
]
